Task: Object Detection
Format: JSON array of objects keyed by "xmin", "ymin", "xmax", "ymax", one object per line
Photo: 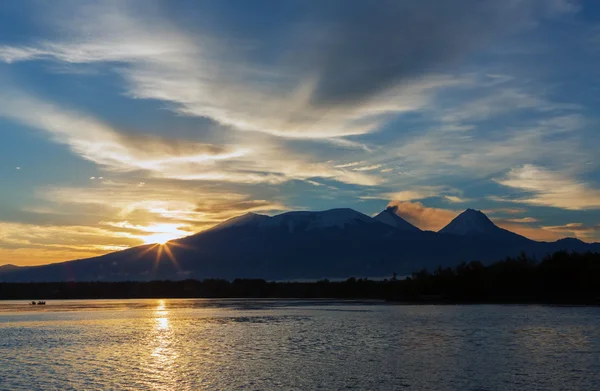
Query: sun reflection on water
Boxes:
[{"xmin": 146, "ymin": 299, "xmax": 179, "ymax": 390}]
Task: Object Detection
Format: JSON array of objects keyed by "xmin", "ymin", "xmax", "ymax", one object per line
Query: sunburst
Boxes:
[{"xmin": 151, "ymin": 241, "xmax": 191, "ymax": 274}]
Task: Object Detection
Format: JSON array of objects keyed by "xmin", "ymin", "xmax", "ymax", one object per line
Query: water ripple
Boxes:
[{"xmin": 0, "ymin": 300, "xmax": 599, "ymax": 390}]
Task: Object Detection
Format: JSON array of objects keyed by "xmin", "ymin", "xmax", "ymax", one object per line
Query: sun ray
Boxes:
[
  {"xmin": 161, "ymin": 243, "xmax": 180, "ymax": 271},
  {"xmin": 164, "ymin": 240, "xmax": 194, "ymax": 251},
  {"xmin": 153, "ymin": 244, "xmax": 164, "ymax": 274},
  {"xmin": 132, "ymin": 243, "xmax": 159, "ymax": 261}
]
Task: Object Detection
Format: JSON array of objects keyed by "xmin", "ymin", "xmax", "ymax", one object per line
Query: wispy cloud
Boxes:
[
  {"xmin": 439, "ymin": 88, "xmax": 580, "ymax": 124},
  {"xmin": 0, "ymin": 0, "xmax": 577, "ymax": 139},
  {"xmin": 444, "ymin": 195, "xmax": 472, "ymax": 203},
  {"xmin": 0, "ymin": 89, "xmax": 383, "ymax": 186},
  {"xmin": 542, "ymin": 222, "xmax": 600, "ymax": 241},
  {"xmin": 485, "ymin": 208, "xmax": 528, "ymax": 215},
  {"xmin": 334, "ymin": 161, "xmax": 364, "ymax": 168},
  {"xmin": 505, "ymin": 217, "xmax": 539, "ymax": 223},
  {"xmin": 39, "ymin": 181, "xmax": 288, "ymax": 229},
  {"xmin": 353, "ymin": 164, "xmax": 382, "ymax": 172},
  {"xmin": 495, "ymin": 164, "xmax": 600, "ymax": 210},
  {"xmin": 369, "ymin": 188, "xmax": 443, "ymax": 202},
  {"xmin": 0, "ymin": 221, "xmax": 139, "ymax": 266},
  {"xmin": 0, "ymin": 91, "xmax": 246, "ymax": 175}
]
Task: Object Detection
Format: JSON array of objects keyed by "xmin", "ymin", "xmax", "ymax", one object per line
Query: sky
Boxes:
[{"xmin": 0, "ymin": 0, "xmax": 599, "ymax": 266}]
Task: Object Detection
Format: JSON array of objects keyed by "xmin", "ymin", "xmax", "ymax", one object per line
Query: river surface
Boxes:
[{"xmin": 0, "ymin": 299, "xmax": 599, "ymax": 390}]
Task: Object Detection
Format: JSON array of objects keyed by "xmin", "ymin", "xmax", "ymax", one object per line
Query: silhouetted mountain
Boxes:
[
  {"xmin": 1, "ymin": 208, "xmax": 598, "ymax": 282},
  {"xmin": 439, "ymin": 209, "xmax": 517, "ymax": 237},
  {"xmin": 208, "ymin": 212, "xmax": 271, "ymax": 231},
  {"xmin": 373, "ymin": 206, "xmax": 421, "ymax": 232},
  {"xmin": 0, "ymin": 264, "xmax": 21, "ymax": 273}
]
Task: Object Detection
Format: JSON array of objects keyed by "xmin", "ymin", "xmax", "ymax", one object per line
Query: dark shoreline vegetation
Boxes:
[{"xmin": 1, "ymin": 251, "xmax": 599, "ymax": 304}]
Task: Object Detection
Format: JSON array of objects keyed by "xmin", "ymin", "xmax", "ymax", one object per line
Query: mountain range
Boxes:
[{"xmin": 1, "ymin": 207, "xmax": 598, "ymax": 282}]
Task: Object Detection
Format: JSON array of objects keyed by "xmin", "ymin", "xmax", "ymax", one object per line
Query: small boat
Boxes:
[
  {"xmin": 30, "ymin": 301, "xmax": 36, "ymax": 305},
  {"xmin": 37, "ymin": 301, "xmax": 46, "ymax": 305}
]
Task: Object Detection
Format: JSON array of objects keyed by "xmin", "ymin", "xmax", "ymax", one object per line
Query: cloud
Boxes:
[
  {"xmin": 0, "ymin": 1, "xmax": 588, "ymax": 194},
  {"xmin": 387, "ymin": 106, "xmax": 589, "ymax": 181},
  {"xmin": 0, "ymin": 0, "xmax": 577, "ymax": 139},
  {"xmin": 0, "ymin": 91, "xmax": 245, "ymax": 174},
  {"xmin": 495, "ymin": 164, "xmax": 600, "ymax": 210},
  {"xmin": 439, "ymin": 89, "xmax": 580, "ymax": 124},
  {"xmin": 365, "ymin": 186, "xmax": 465, "ymax": 203},
  {"xmin": 374, "ymin": 186, "xmax": 447, "ymax": 202},
  {"xmin": 301, "ymin": 0, "xmax": 576, "ymax": 106},
  {"xmin": 0, "ymin": 89, "xmax": 382, "ymax": 186},
  {"xmin": 494, "ymin": 223, "xmax": 564, "ymax": 242},
  {"xmin": 444, "ymin": 195, "xmax": 472, "ymax": 203},
  {"xmin": 0, "ymin": 221, "xmax": 140, "ymax": 266},
  {"xmin": 542, "ymin": 223, "xmax": 600, "ymax": 241},
  {"xmin": 386, "ymin": 201, "xmax": 458, "ymax": 231},
  {"xmin": 484, "ymin": 208, "xmax": 528, "ymax": 215},
  {"xmin": 39, "ymin": 181, "xmax": 288, "ymax": 228},
  {"xmin": 353, "ymin": 164, "xmax": 382, "ymax": 172},
  {"xmin": 334, "ymin": 161, "xmax": 364, "ymax": 168},
  {"xmin": 505, "ymin": 217, "xmax": 539, "ymax": 223}
]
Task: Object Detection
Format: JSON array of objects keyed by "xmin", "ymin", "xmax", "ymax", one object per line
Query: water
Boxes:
[{"xmin": 0, "ymin": 300, "xmax": 599, "ymax": 391}]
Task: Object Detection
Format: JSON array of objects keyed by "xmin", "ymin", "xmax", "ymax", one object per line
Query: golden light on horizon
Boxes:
[{"xmin": 140, "ymin": 224, "xmax": 190, "ymax": 245}]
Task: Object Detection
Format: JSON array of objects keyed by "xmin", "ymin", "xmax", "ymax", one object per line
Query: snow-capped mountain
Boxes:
[
  {"xmin": 1, "ymin": 207, "xmax": 598, "ymax": 282},
  {"xmin": 210, "ymin": 208, "xmax": 376, "ymax": 233},
  {"xmin": 374, "ymin": 206, "xmax": 421, "ymax": 232},
  {"xmin": 439, "ymin": 209, "xmax": 497, "ymax": 235},
  {"xmin": 262, "ymin": 208, "xmax": 375, "ymax": 232},
  {"xmin": 209, "ymin": 212, "xmax": 270, "ymax": 231},
  {"xmin": 213, "ymin": 208, "xmax": 375, "ymax": 232}
]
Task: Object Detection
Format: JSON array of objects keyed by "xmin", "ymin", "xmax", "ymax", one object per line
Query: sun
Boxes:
[
  {"xmin": 141, "ymin": 224, "xmax": 189, "ymax": 245},
  {"xmin": 142, "ymin": 232, "xmax": 178, "ymax": 245}
]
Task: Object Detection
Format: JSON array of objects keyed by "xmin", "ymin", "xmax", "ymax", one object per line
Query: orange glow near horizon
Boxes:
[{"xmin": 141, "ymin": 224, "xmax": 190, "ymax": 245}]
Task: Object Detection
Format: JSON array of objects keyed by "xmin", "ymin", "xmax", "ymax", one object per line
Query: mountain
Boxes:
[
  {"xmin": 1, "ymin": 208, "xmax": 598, "ymax": 282},
  {"xmin": 0, "ymin": 264, "xmax": 21, "ymax": 273},
  {"xmin": 441, "ymin": 209, "xmax": 504, "ymax": 235},
  {"xmin": 211, "ymin": 208, "xmax": 374, "ymax": 232},
  {"xmin": 209, "ymin": 212, "xmax": 271, "ymax": 231},
  {"xmin": 439, "ymin": 208, "xmax": 527, "ymax": 241},
  {"xmin": 373, "ymin": 206, "xmax": 421, "ymax": 232}
]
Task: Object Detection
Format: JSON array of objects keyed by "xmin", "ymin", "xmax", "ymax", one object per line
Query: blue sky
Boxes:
[{"xmin": 0, "ymin": 0, "xmax": 599, "ymax": 265}]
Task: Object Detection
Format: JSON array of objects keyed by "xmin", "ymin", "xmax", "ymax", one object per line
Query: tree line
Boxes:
[{"xmin": 1, "ymin": 251, "xmax": 599, "ymax": 304}]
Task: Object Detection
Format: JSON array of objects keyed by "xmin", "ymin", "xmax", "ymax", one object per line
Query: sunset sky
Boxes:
[{"xmin": 1, "ymin": 0, "xmax": 599, "ymax": 266}]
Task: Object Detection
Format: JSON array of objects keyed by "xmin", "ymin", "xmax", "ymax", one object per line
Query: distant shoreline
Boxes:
[
  {"xmin": 1, "ymin": 293, "xmax": 599, "ymax": 307},
  {"xmin": 2, "ymin": 251, "xmax": 599, "ymax": 304}
]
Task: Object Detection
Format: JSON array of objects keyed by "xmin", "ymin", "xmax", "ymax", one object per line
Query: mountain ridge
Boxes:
[
  {"xmin": 438, "ymin": 208, "xmax": 529, "ymax": 242},
  {"xmin": 1, "ymin": 207, "xmax": 598, "ymax": 282},
  {"xmin": 374, "ymin": 206, "xmax": 422, "ymax": 232}
]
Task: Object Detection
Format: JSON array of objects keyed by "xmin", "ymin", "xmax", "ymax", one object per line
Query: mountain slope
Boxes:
[
  {"xmin": 373, "ymin": 206, "xmax": 421, "ymax": 232},
  {"xmin": 209, "ymin": 212, "xmax": 270, "ymax": 231},
  {"xmin": 440, "ymin": 209, "xmax": 503, "ymax": 235},
  {"xmin": 0, "ymin": 264, "xmax": 21, "ymax": 273},
  {"xmin": 439, "ymin": 209, "xmax": 529, "ymax": 242}
]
